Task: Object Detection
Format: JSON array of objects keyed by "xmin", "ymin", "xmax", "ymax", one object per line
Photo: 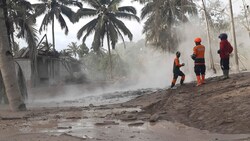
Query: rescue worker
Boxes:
[
  {"xmin": 191, "ymin": 38, "xmax": 206, "ymax": 86},
  {"xmin": 218, "ymin": 33, "xmax": 233, "ymax": 79},
  {"xmin": 171, "ymin": 51, "xmax": 185, "ymax": 88}
]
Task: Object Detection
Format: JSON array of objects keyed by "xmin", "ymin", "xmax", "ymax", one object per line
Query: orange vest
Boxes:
[{"xmin": 193, "ymin": 45, "xmax": 205, "ymax": 65}]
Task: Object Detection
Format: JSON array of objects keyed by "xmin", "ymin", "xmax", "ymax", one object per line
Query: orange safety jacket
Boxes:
[{"xmin": 193, "ymin": 45, "xmax": 205, "ymax": 65}]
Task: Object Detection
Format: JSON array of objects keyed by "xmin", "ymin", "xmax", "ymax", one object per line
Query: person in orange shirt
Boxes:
[
  {"xmin": 191, "ymin": 38, "xmax": 206, "ymax": 86},
  {"xmin": 171, "ymin": 51, "xmax": 185, "ymax": 88}
]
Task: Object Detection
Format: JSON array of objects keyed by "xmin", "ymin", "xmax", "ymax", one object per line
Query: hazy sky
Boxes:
[{"xmin": 18, "ymin": 0, "xmax": 249, "ymax": 51}]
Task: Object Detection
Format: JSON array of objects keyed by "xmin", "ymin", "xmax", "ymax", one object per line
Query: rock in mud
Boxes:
[
  {"xmin": 130, "ymin": 110, "xmax": 139, "ymax": 113},
  {"xmin": 149, "ymin": 113, "xmax": 159, "ymax": 122},
  {"xmin": 120, "ymin": 110, "xmax": 127, "ymax": 114},
  {"xmin": 65, "ymin": 116, "xmax": 84, "ymax": 119},
  {"xmin": 57, "ymin": 126, "xmax": 72, "ymax": 129},
  {"xmin": 128, "ymin": 122, "xmax": 144, "ymax": 127},
  {"xmin": 1, "ymin": 117, "xmax": 23, "ymax": 120},
  {"xmin": 95, "ymin": 120, "xmax": 119, "ymax": 126},
  {"xmin": 220, "ymin": 118, "xmax": 235, "ymax": 125},
  {"xmin": 120, "ymin": 114, "xmax": 137, "ymax": 121},
  {"xmin": 130, "ymin": 135, "xmax": 136, "ymax": 138},
  {"xmin": 89, "ymin": 104, "xmax": 94, "ymax": 107}
]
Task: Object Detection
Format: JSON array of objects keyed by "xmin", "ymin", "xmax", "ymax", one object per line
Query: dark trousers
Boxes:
[
  {"xmin": 194, "ymin": 65, "xmax": 206, "ymax": 76},
  {"xmin": 173, "ymin": 70, "xmax": 185, "ymax": 79},
  {"xmin": 171, "ymin": 70, "xmax": 185, "ymax": 87},
  {"xmin": 220, "ymin": 58, "xmax": 230, "ymax": 70}
]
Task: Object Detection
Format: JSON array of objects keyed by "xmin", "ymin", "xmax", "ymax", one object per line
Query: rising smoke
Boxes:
[{"xmin": 27, "ymin": 15, "xmax": 250, "ymax": 107}]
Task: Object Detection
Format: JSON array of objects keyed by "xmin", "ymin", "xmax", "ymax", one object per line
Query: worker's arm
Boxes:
[
  {"xmin": 191, "ymin": 47, "xmax": 197, "ymax": 60},
  {"xmin": 175, "ymin": 58, "xmax": 184, "ymax": 67}
]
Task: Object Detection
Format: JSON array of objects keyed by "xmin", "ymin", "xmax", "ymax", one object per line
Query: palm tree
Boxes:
[
  {"xmin": 0, "ymin": 0, "xmax": 26, "ymax": 111},
  {"xmin": 77, "ymin": 43, "xmax": 89, "ymax": 58},
  {"xmin": 75, "ymin": 0, "xmax": 140, "ymax": 78},
  {"xmin": 67, "ymin": 42, "xmax": 79, "ymax": 58},
  {"xmin": 60, "ymin": 49, "xmax": 71, "ymax": 57},
  {"xmin": 33, "ymin": 0, "xmax": 82, "ymax": 52},
  {"xmin": 140, "ymin": 0, "xmax": 197, "ymax": 52},
  {"xmin": 5, "ymin": 0, "xmax": 39, "ymax": 87},
  {"xmin": 229, "ymin": 0, "xmax": 239, "ymax": 72}
]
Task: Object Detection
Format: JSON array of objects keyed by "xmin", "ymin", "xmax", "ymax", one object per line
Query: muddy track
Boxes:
[{"xmin": 121, "ymin": 72, "xmax": 250, "ymax": 134}]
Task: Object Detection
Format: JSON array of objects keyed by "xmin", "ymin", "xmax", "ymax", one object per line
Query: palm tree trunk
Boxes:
[
  {"xmin": 242, "ymin": 0, "xmax": 250, "ymax": 38},
  {"xmin": 51, "ymin": 16, "xmax": 55, "ymax": 80},
  {"xmin": 0, "ymin": 2, "xmax": 26, "ymax": 111},
  {"xmin": 106, "ymin": 25, "xmax": 113, "ymax": 80},
  {"xmin": 201, "ymin": 0, "xmax": 216, "ymax": 73},
  {"xmin": 0, "ymin": 71, "xmax": 8, "ymax": 104},
  {"xmin": 229, "ymin": 0, "xmax": 239, "ymax": 72},
  {"xmin": 30, "ymin": 45, "xmax": 38, "ymax": 87},
  {"xmin": 52, "ymin": 17, "xmax": 55, "ymax": 52},
  {"xmin": 10, "ymin": 33, "xmax": 15, "ymax": 53}
]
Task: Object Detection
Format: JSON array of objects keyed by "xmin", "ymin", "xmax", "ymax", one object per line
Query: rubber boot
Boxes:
[
  {"xmin": 171, "ymin": 82, "xmax": 175, "ymax": 88},
  {"xmin": 201, "ymin": 75, "xmax": 205, "ymax": 84},
  {"xmin": 171, "ymin": 79, "xmax": 176, "ymax": 88},
  {"xmin": 224, "ymin": 70, "xmax": 229, "ymax": 79},
  {"xmin": 221, "ymin": 70, "xmax": 228, "ymax": 80},
  {"xmin": 196, "ymin": 76, "xmax": 202, "ymax": 86},
  {"xmin": 180, "ymin": 76, "xmax": 185, "ymax": 85}
]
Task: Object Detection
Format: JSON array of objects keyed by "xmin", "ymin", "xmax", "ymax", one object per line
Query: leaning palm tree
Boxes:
[
  {"xmin": 5, "ymin": 0, "xmax": 39, "ymax": 86},
  {"xmin": 4, "ymin": 0, "xmax": 35, "ymax": 95},
  {"xmin": 33, "ymin": 0, "xmax": 82, "ymax": 52},
  {"xmin": 0, "ymin": 0, "xmax": 26, "ymax": 111},
  {"xmin": 75, "ymin": 0, "xmax": 140, "ymax": 79},
  {"xmin": 140, "ymin": 0, "xmax": 197, "ymax": 52}
]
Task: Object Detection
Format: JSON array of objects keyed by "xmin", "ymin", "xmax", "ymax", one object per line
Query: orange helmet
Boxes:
[{"xmin": 194, "ymin": 37, "xmax": 202, "ymax": 43}]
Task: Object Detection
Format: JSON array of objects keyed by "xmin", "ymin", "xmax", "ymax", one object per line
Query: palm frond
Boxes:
[
  {"xmin": 131, "ymin": 0, "xmax": 150, "ymax": 4},
  {"xmin": 84, "ymin": 0, "xmax": 101, "ymax": 9},
  {"xmin": 39, "ymin": 13, "xmax": 50, "ymax": 33},
  {"xmin": 109, "ymin": 16, "xmax": 133, "ymax": 41},
  {"xmin": 77, "ymin": 18, "xmax": 98, "ymax": 39},
  {"xmin": 108, "ymin": 22, "xmax": 118, "ymax": 49},
  {"xmin": 59, "ymin": 0, "xmax": 83, "ymax": 8},
  {"xmin": 114, "ymin": 12, "xmax": 140, "ymax": 22},
  {"xmin": 118, "ymin": 6, "xmax": 137, "ymax": 15},
  {"xmin": 92, "ymin": 18, "xmax": 105, "ymax": 51},
  {"xmin": 15, "ymin": 0, "xmax": 33, "ymax": 10},
  {"xmin": 92, "ymin": 31, "xmax": 101, "ymax": 52},
  {"xmin": 99, "ymin": 22, "xmax": 106, "ymax": 47},
  {"xmin": 75, "ymin": 8, "xmax": 97, "ymax": 22},
  {"xmin": 32, "ymin": 3, "xmax": 48, "ymax": 17},
  {"xmin": 108, "ymin": 0, "xmax": 122, "ymax": 7},
  {"xmin": 60, "ymin": 4, "xmax": 75, "ymax": 22},
  {"xmin": 141, "ymin": 2, "xmax": 154, "ymax": 19},
  {"xmin": 58, "ymin": 13, "xmax": 69, "ymax": 35},
  {"xmin": 82, "ymin": 22, "xmax": 98, "ymax": 43},
  {"xmin": 25, "ymin": 24, "xmax": 38, "ymax": 50},
  {"xmin": 107, "ymin": 0, "xmax": 122, "ymax": 12},
  {"xmin": 38, "ymin": 0, "xmax": 48, "ymax": 3},
  {"xmin": 113, "ymin": 24, "xmax": 126, "ymax": 48}
]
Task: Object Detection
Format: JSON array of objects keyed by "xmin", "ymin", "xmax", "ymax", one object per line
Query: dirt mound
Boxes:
[{"xmin": 122, "ymin": 72, "xmax": 250, "ymax": 134}]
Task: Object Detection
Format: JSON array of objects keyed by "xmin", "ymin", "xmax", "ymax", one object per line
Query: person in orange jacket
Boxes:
[
  {"xmin": 171, "ymin": 51, "xmax": 185, "ymax": 88},
  {"xmin": 191, "ymin": 38, "xmax": 206, "ymax": 86}
]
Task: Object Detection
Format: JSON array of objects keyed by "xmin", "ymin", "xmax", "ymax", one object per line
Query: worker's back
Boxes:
[{"xmin": 193, "ymin": 45, "xmax": 205, "ymax": 65}]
